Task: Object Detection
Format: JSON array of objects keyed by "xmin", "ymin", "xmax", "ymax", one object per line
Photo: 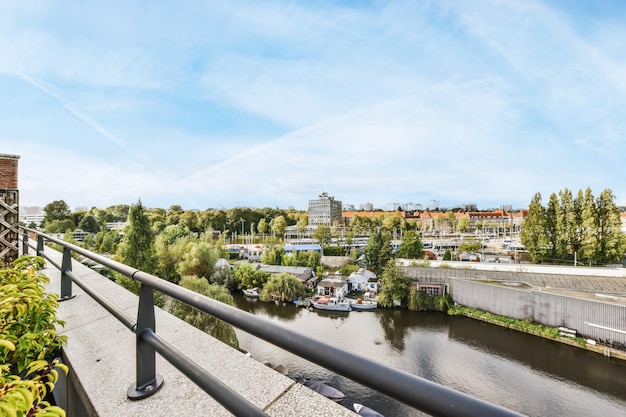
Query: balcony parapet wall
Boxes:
[{"xmin": 39, "ymin": 246, "xmax": 357, "ymax": 417}]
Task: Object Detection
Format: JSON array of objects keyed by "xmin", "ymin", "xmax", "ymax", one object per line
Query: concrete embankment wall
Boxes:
[{"xmin": 451, "ymin": 278, "xmax": 626, "ymax": 346}]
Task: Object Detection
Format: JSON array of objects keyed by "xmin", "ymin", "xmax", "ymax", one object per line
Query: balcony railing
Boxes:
[{"xmin": 21, "ymin": 227, "xmax": 523, "ymax": 417}]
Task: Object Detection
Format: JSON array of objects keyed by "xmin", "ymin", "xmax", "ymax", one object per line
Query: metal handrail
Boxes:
[{"xmin": 20, "ymin": 227, "xmax": 524, "ymax": 417}]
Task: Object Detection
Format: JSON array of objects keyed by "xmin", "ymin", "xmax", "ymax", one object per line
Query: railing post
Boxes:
[
  {"xmin": 36, "ymin": 235, "xmax": 44, "ymax": 257},
  {"xmin": 128, "ymin": 283, "xmax": 163, "ymax": 400},
  {"xmin": 59, "ymin": 247, "xmax": 75, "ymax": 301},
  {"xmin": 22, "ymin": 232, "xmax": 28, "ymax": 255}
]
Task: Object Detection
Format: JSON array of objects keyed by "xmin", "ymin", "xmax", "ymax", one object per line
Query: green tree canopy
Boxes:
[
  {"xmin": 170, "ymin": 276, "xmax": 239, "ymax": 348},
  {"xmin": 260, "ymin": 273, "xmax": 304, "ymax": 302},
  {"xmin": 313, "ymin": 223, "xmax": 333, "ymax": 254},
  {"xmin": 457, "ymin": 236, "xmax": 481, "ymax": 254},
  {"xmin": 176, "ymin": 241, "xmax": 219, "ymax": 280},
  {"xmin": 364, "ymin": 229, "xmax": 392, "ymax": 276},
  {"xmin": 44, "ymin": 219, "xmax": 75, "ymax": 234},
  {"xmin": 521, "ymin": 187, "xmax": 626, "ymax": 265},
  {"xmin": 378, "ymin": 261, "xmax": 411, "ymax": 308},
  {"xmin": 520, "ymin": 192, "xmax": 546, "ymax": 263},
  {"xmin": 271, "ymin": 215, "xmax": 287, "ymax": 237},
  {"xmin": 234, "ymin": 262, "xmax": 270, "ymax": 289},
  {"xmin": 42, "ymin": 200, "xmax": 71, "ymax": 226},
  {"xmin": 396, "ymin": 230, "xmax": 424, "ymax": 259},
  {"xmin": 116, "ymin": 200, "xmax": 157, "ymax": 273},
  {"xmin": 78, "ymin": 214, "xmax": 100, "ymax": 234}
]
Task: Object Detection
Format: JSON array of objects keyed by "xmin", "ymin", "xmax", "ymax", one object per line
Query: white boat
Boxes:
[
  {"xmin": 354, "ymin": 403, "xmax": 384, "ymax": 417},
  {"xmin": 310, "ymin": 296, "xmax": 351, "ymax": 312},
  {"xmin": 242, "ymin": 287, "xmax": 261, "ymax": 298},
  {"xmin": 348, "ymin": 298, "xmax": 378, "ymax": 311}
]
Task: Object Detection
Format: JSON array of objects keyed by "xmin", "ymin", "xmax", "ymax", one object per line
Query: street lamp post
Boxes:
[{"xmin": 241, "ymin": 219, "xmax": 245, "ymax": 245}]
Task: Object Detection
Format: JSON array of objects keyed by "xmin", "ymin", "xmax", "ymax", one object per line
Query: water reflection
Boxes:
[
  {"xmin": 232, "ymin": 294, "xmax": 626, "ymax": 417},
  {"xmin": 377, "ymin": 308, "xmax": 448, "ymax": 352},
  {"xmin": 448, "ymin": 315, "xmax": 626, "ymax": 398},
  {"xmin": 233, "ymin": 294, "xmax": 301, "ymax": 321}
]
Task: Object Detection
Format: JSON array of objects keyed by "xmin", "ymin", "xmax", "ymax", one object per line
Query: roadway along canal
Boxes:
[{"xmin": 232, "ymin": 294, "xmax": 626, "ymax": 417}]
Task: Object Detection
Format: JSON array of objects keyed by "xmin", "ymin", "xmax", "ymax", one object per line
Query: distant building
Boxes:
[
  {"xmin": 308, "ymin": 192, "xmax": 342, "ymax": 226},
  {"xmin": 343, "ymin": 204, "xmax": 356, "ymax": 212},
  {"xmin": 359, "ymin": 202, "xmax": 373, "ymax": 211},
  {"xmin": 464, "ymin": 203, "xmax": 478, "ymax": 212},
  {"xmin": 402, "ymin": 202, "xmax": 422, "ymax": 211},
  {"xmin": 427, "ymin": 199, "xmax": 440, "ymax": 210},
  {"xmin": 19, "ymin": 206, "xmax": 44, "ymax": 226},
  {"xmin": 383, "ymin": 203, "xmax": 402, "ymax": 212}
]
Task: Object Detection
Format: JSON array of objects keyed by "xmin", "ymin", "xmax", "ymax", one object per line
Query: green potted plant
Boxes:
[{"xmin": 0, "ymin": 255, "xmax": 68, "ymax": 416}]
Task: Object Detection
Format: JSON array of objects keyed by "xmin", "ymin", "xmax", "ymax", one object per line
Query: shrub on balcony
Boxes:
[{"xmin": 0, "ymin": 255, "xmax": 68, "ymax": 416}]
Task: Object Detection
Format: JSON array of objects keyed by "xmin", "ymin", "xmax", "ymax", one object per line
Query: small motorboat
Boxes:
[
  {"xmin": 296, "ymin": 377, "xmax": 345, "ymax": 402},
  {"xmin": 353, "ymin": 403, "xmax": 384, "ymax": 417},
  {"xmin": 348, "ymin": 298, "xmax": 378, "ymax": 311},
  {"xmin": 310, "ymin": 296, "xmax": 351, "ymax": 312},
  {"xmin": 242, "ymin": 287, "xmax": 261, "ymax": 298}
]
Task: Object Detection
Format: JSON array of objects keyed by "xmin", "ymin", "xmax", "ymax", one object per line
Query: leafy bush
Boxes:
[
  {"xmin": 0, "ymin": 256, "xmax": 66, "ymax": 373},
  {"xmin": 0, "ymin": 255, "xmax": 68, "ymax": 416}
]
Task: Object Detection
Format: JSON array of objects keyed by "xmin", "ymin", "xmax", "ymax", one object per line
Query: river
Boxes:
[{"xmin": 232, "ymin": 295, "xmax": 626, "ymax": 417}]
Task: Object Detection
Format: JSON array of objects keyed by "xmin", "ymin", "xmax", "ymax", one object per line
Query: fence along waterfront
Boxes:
[{"xmin": 21, "ymin": 227, "xmax": 524, "ymax": 417}]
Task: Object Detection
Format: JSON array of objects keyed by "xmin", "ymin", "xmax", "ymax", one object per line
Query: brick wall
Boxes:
[{"xmin": 0, "ymin": 154, "xmax": 20, "ymax": 189}]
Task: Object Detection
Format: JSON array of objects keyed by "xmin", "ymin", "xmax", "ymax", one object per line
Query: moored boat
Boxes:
[
  {"xmin": 347, "ymin": 298, "xmax": 378, "ymax": 311},
  {"xmin": 296, "ymin": 377, "xmax": 345, "ymax": 402},
  {"xmin": 353, "ymin": 403, "xmax": 384, "ymax": 417},
  {"xmin": 310, "ymin": 296, "xmax": 351, "ymax": 312},
  {"xmin": 242, "ymin": 287, "xmax": 261, "ymax": 298}
]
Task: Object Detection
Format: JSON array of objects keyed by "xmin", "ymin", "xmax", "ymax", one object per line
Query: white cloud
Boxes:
[{"xmin": 1, "ymin": 1, "xmax": 625, "ymax": 210}]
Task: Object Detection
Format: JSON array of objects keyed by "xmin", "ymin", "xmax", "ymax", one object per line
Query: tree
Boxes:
[
  {"xmin": 579, "ymin": 188, "xmax": 597, "ymax": 264},
  {"xmin": 105, "ymin": 204, "xmax": 130, "ymax": 222},
  {"xmin": 446, "ymin": 211, "xmax": 456, "ymax": 233},
  {"xmin": 176, "ymin": 241, "xmax": 219, "ymax": 280},
  {"xmin": 169, "ymin": 276, "xmax": 239, "ymax": 348},
  {"xmin": 71, "ymin": 209, "xmax": 87, "ymax": 229},
  {"xmin": 166, "ymin": 205, "xmax": 184, "ymax": 225},
  {"xmin": 313, "ymin": 223, "xmax": 333, "ymax": 255},
  {"xmin": 44, "ymin": 219, "xmax": 75, "ymax": 234},
  {"xmin": 556, "ymin": 188, "xmax": 584, "ymax": 263},
  {"xmin": 116, "ymin": 200, "xmax": 157, "ymax": 274},
  {"xmin": 457, "ymin": 217, "xmax": 470, "ymax": 233},
  {"xmin": 521, "ymin": 193, "xmax": 546, "ymax": 263},
  {"xmin": 95, "ymin": 230, "xmax": 121, "ymax": 253},
  {"xmin": 78, "ymin": 214, "xmax": 100, "ymax": 234},
  {"xmin": 42, "ymin": 200, "xmax": 71, "ymax": 226},
  {"xmin": 364, "ymin": 229, "xmax": 392, "ymax": 276},
  {"xmin": 395, "ymin": 230, "xmax": 424, "ymax": 259},
  {"xmin": 582, "ymin": 188, "xmax": 626, "ymax": 265},
  {"xmin": 457, "ymin": 236, "xmax": 481, "ymax": 254},
  {"xmin": 260, "ymin": 273, "xmax": 304, "ymax": 302},
  {"xmin": 377, "ymin": 261, "xmax": 411, "ymax": 308},
  {"xmin": 261, "ymin": 245, "xmax": 284, "ymax": 265},
  {"xmin": 257, "ymin": 218, "xmax": 268, "ymax": 236},
  {"xmin": 179, "ymin": 210, "xmax": 199, "ymax": 232},
  {"xmin": 544, "ymin": 193, "xmax": 559, "ymax": 261},
  {"xmin": 270, "ymin": 215, "xmax": 287, "ymax": 238},
  {"xmin": 382, "ymin": 213, "xmax": 403, "ymax": 235},
  {"xmin": 234, "ymin": 263, "xmax": 270, "ymax": 289}
]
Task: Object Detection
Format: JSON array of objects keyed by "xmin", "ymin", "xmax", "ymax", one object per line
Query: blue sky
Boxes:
[{"xmin": 1, "ymin": 0, "xmax": 625, "ymax": 211}]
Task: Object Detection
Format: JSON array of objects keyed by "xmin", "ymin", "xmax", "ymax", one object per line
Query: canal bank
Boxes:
[{"xmin": 448, "ymin": 305, "xmax": 626, "ymax": 361}]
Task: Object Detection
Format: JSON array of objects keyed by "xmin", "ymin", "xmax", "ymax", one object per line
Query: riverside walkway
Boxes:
[{"xmin": 38, "ymin": 247, "xmax": 357, "ymax": 417}]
